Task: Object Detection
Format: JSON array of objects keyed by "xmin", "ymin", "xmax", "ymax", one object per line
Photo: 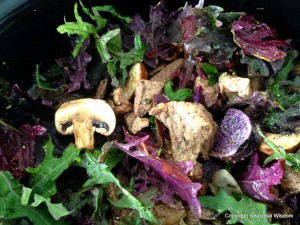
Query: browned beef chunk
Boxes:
[
  {"xmin": 150, "ymin": 58, "xmax": 184, "ymax": 84},
  {"xmin": 124, "ymin": 112, "xmax": 150, "ymax": 134},
  {"xmin": 134, "ymin": 80, "xmax": 164, "ymax": 117},
  {"xmin": 149, "ymin": 101, "xmax": 218, "ymax": 162}
]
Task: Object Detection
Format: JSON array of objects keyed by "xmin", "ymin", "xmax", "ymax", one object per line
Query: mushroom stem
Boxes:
[{"xmin": 73, "ymin": 119, "xmax": 95, "ymax": 150}]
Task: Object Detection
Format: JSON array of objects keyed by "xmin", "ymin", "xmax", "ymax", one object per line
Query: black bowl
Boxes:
[{"xmin": 0, "ymin": 0, "xmax": 299, "ymax": 88}]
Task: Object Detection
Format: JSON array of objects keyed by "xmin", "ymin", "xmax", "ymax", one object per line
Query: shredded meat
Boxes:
[
  {"xmin": 124, "ymin": 112, "xmax": 150, "ymax": 134},
  {"xmin": 150, "ymin": 58, "xmax": 184, "ymax": 83},
  {"xmin": 149, "ymin": 101, "xmax": 218, "ymax": 162},
  {"xmin": 134, "ymin": 80, "xmax": 164, "ymax": 116}
]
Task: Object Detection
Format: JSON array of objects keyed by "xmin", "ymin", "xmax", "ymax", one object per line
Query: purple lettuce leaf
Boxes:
[
  {"xmin": 232, "ymin": 15, "xmax": 289, "ymax": 62},
  {"xmin": 66, "ymin": 38, "xmax": 92, "ymax": 93},
  {"xmin": 171, "ymin": 57, "xmax": 198, "ymax": 88},
  {"xmin": 123, "ymin": 127, "xmax": 161, "ymax": 157},
  {"xmin": 130, "ymin": 0, "xmax": 179, "ymax": 49},
  {"xmin": 210, "ymin": 108, "xmax": 252, "ymax": 159},
  {"xmin": 146, "ymin": 42, "xmax": 182, "ymax": 61},
  {"xmin": 0, "ymin": 122, "xmax": 47, "ymax": 179},
  {"xmin": 180, "ymin": 15, "xmax": 198, "ymax": 41},
  {"xmin": 182, "ymin": 6, "xmax": 236, "ymax": 68},
  {"xmin": 193, "ymin": 85, "xmax": 206, "ymax": 106},
  {"xmin": 113, "ymin": 135, "xmax": 202, "ymax": 218},
  {"xmin": 238, "ymin": 153, "xmax": 285, "ymax": 203},
  {"xmin": 153, "ymin": 94, "xmax": 170, "ymax": 105},
  {"xmin": 129, "ymin": 0, "xmax": 179, "ymax": 67}
]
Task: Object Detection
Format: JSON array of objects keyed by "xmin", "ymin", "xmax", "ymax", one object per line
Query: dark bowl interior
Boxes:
[{"xmin": 0, "ymin": 0, "xmax": 299, "ymax": 89}]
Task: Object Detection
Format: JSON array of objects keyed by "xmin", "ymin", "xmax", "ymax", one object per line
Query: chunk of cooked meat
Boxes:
[
  {"xmin": 134, "ymin": 80, "xmax": 164, "ymax": 117},
  {"xmin": 281, "ymin": 164, "xmax": 300, "ymax": 194},
  {"xmin": 151, "ymin": 203, "xmax": 187, "ymax": 225},
  {"xmin": 194, "ymin": 76, "xmax": 219, "ymax": 107},
  {"xmin": 109, "ymin": 87, "xmax": 133, "ymax": 115},
  {"xmin": 149, "ymin": 101, "xmax": 218, "ymax": 162},
  {"xmin": 218, "ymin": 72, "xmax": 252, "ymax": 104},
  {"xmin": 94, "ymin": 78, "xmax": 109, "ymax": 99},
  {"xmin": 150, "ymin": 58, "xmax": 184, "ymax": 83},
  {"xmin": 124, "ymin": 112, "xmax": 150, "ymax": 134}
]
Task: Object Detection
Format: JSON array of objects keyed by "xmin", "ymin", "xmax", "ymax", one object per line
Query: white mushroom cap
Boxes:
[{"xmin": 55, "ymin": 98, "xmax": 116, "ymax": 150}]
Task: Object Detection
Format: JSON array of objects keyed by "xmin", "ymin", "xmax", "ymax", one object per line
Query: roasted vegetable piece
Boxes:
[
  {"xmin": 55, "ymin": 98, "xmax": 116, "ymax": 149},
  {"xmin": 122, "ymin": 62, "xmax": 147, "ymax": 100},
  {"xmin": 210, "ymin": 108, "xmax": 252, "ymax": 159},
  {"xmin": 259, "ymin": 132, "xmax": 300, "ymax": 155}
]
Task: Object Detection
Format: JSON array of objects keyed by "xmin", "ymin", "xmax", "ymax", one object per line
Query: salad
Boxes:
[{"xmin": 1, "ymin": 0, "xmax": 300, "ymax": 224}]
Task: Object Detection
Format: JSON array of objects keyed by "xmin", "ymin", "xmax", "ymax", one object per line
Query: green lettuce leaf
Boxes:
[
  {"xmin": 0, "ymin": 171, "xmax": 68, "ymax": 225},
  {"xmin": 21, "ymin": 187, "xmax": 71, "ymax": 221},
  {"xmin": 164, "ymin": 80, "xmax": 193, "ymax": 101},
  {"xmin": 57, "ymin": 1, "xmax": 145, "ymax": 87},
  {"xmin": 79, "ymin": 152, "xmax": 159, "ymax": 224},
  {"xmin": 26, "ymin": 138, "xmax": 81, "ymax": 198},
  {"xmin": 201, "ymin": 62, "xmax": 220, "ymax": 86},
  {"xmin": 200, "ymin": 189, "xmax": 279, "ymax": 225}
]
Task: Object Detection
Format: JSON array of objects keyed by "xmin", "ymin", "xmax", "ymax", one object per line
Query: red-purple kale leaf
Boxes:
[
  {"xmin": 182, "ymin": 6, "xmax": 236, "ymax": 68},
  {"xmin": 129, "ymin": 0, "xmax": 179, "ymax": 67},
  {"xmin": 238, "ymin": 153, "xmax": 285, "ymax": 203},
  {"xmin": 0, "ymin": 122, "xmax": 47, "ymax": 179},
  {"xmin": 67, "ymin": 38, "xmax": 92, "ymax": 93},
  {"xmin": 114, "ymin": 135, "xmax": 202, "ymax": 218},
  {"xmin": 130, "ymin": 0, "xmax": 178, "ymax": 49},
  {"xmin": 232, "ymin": 15, "xmax": 288, "ymax": 62}
]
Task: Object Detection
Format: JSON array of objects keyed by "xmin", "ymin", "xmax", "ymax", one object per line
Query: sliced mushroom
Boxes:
[
  {"xmin": 122, "ymin": 62, "xmax": 147, "ymax": 100},
  {"xmin": 259, "ymin": 132, "xmax": 300, "ymax": 155},
  {"xmin": 55, "ymin": 98, "xmax": 116, "ymax": 150}
]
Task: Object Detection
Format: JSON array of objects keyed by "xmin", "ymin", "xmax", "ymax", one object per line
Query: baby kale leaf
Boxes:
[
  {"xmin": 200, "ymin": 189, "xmax": 279, "ymax": 225},
  {"xmin": 26, "ymin": 138, "xmax": 81, "ymax": 198},
  {"xmin": 164, "ymin": 80, "xmax": 193, "ymax": 101},
  {"xmin": 0, "ymin": 171, "xmax": 68, "ymax": 225},
  {"xmin": 79, "ymin": 152, "xmax": 159, "ymax": 224}
]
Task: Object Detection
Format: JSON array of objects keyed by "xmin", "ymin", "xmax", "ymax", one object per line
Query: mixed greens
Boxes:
[{"xmin": 1, "ymin": 0, "xmax": 300, "ymax": 224}]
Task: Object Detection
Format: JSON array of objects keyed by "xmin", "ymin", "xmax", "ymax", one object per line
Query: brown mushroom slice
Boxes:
[
  {"xmin": 259, "ymin": 132, "xmax": 300, "ymax": 155},
  {"xmin": 55, "ymin": 98, "xmax": 116, "ymax": 150},
  {"xmin": 122, "ymin": 62, "xmax": 147, "ymax": 100},
  {"xmin": 149, "ymin": 101, "xmax": 218, "ymax": 163}
]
